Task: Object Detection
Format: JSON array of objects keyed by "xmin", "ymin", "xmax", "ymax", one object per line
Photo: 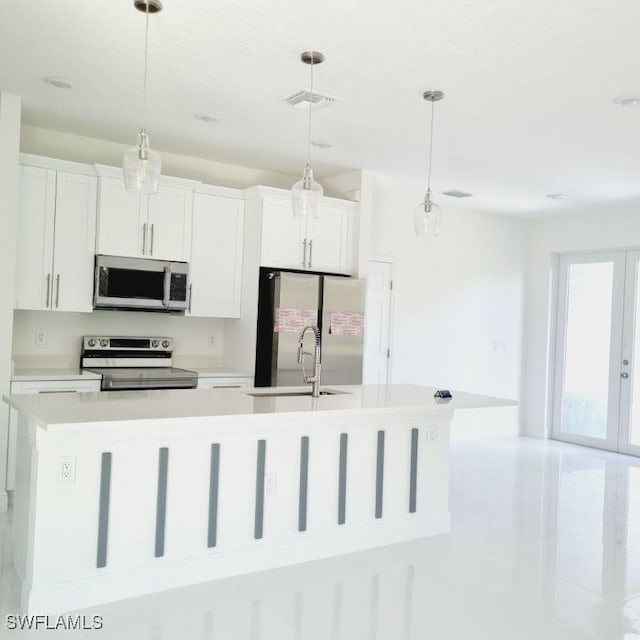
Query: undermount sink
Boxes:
[{"xmin": 245, "ymin": 389, "xmax": 349, "ymax": 398}]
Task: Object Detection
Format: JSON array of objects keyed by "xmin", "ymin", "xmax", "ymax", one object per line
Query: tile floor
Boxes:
[{"xmin": 2, "ymin": 436, "xmax": 640, "ymax": 639}]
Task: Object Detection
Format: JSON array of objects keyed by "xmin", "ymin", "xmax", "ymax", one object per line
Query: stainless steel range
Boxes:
[{"xmin": 81, "ymin": 336, "xmax": 198, "ymax": 391}]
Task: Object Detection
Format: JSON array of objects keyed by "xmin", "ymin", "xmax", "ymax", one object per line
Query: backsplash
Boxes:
[{"xmin": 12, "ymin": 310, "xmax": 225, "ymax": 364}]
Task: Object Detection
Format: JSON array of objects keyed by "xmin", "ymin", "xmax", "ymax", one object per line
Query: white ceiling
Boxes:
[{"xmin": 2, "ymin": 0, "xmax": 640, "ymax": 217}]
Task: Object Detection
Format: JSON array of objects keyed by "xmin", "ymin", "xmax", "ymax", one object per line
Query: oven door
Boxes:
[{"xmin": 94, "ymin": 255, "xmax": 189, "ymax": 311}]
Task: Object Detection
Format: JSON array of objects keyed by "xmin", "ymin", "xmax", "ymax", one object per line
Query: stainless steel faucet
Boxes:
[{"xmin": 297, "ymin": 325, "xmax": 322, "ymax": 397}]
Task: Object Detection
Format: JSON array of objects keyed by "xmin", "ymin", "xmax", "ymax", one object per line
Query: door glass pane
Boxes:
[
  {"xmin": 630, "ymin": 263, "xmax": 640, "ymax": 446},
  {"xmin": 561, "ymin": 262, "xmax": 614, "ymax": 439}
]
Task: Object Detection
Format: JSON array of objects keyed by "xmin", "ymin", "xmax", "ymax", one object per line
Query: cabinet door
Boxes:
[
  {"xmin": 96, "ymin": 176, "xmax": 145, "ymax": 258},
  {"xmin": 147, "ymin": 185, "xmax": 193, "ymax": 261},
  {"xmin": 52, "ymin": 172, "xmax": 98, "ymax": 312},
  {"xmin": 260, "ymin": 197, "xmax": 305, "ymax": 269},
  {"xmin": 306, "ymin": 203, "xmax": 352, "ymax": 273},
  {"xmin": 190, "ymin": 193, "xmax": 244, "ymax": 317},
  {"xmin": 196, "ymin": 376, "xmax": 253, "ymax": 389},
  {"xmin": 15, "ymin": 166, "xmax": 56, "ymax": 310}
]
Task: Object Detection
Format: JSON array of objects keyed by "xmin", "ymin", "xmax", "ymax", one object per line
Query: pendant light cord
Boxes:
[
  {"xmin": 306, "ymin": 60, "xmax": 314, "ymax": 165},
  {"xmin": 141, "ymin": 4, "xmax": 151, "ymax": 131},
  {"xmin": 426, "ymin": 98, "xmax": 435, "ymax": 191}
]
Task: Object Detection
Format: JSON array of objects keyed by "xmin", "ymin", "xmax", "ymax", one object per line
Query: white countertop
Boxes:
[
  {"xmin": 11, "ymin": 368, "xmax": 103, "ymax": 382},
  {"xmin": 3, "ymin": 384, "xmax": 516, "ymax": 430}
]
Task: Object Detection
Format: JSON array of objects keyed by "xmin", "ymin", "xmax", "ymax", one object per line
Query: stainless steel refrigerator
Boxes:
[{"xmin": 254, "ymin": 268, "xmax": 366, "ymax": 387}]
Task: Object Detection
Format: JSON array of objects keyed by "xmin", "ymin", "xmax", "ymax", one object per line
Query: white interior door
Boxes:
[
  {"xmin": 363, "ymin": 258, "xmax": 393, "ymax": 385},
  {"xmin": 552, "ymin": 250, "xmax": 640, "ymax": 455}
]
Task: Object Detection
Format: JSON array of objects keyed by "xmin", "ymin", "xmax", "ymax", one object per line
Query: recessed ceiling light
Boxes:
[
  {"xmin": 311, "ymin": 140, "xmax": 332, "ymax": 149},
  {"xmin": 43, "ymin": 76, "xmax": 73, "ymax": 90},
  {"xmin": 546, "ymin": 193, "xmax": 567, "ymax": 200},
  {"xmin": 442, "ymin": 189, "xmax": 472, "ymax": 198},
  {"xmin": 614, "ymin": 95, "xmax": 640, "ymax": 106},
  {"xmin": 193, "ymin": 113, "xmax": 220, "ymax": 123}
]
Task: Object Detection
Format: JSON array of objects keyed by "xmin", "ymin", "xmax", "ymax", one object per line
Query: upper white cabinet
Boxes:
[
  {"xmin": 16, "ymin": 157, "xmax": 97, "ymax": 312},
  {"xmin": 95, "ymin": 167, "xmax": 196, "ymax": 262},
  {"xmin": 189, "ymin": 187, "xmax": 245, "ymax": 318},
  {"xmin": 257, "ymin": 188, "xmax": 354, "ymax": 274}
]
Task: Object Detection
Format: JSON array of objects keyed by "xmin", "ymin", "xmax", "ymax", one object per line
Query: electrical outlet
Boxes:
[
  {"xmin": 427, "ymin": 426, "xmax": 439, "ymax": 444},
  {"xmin": 36, "ymin": 328, "xmax": 48, "ymax": 346},
  {"xmin": 209, "ymin": 335, "xmax": 216, "ymax": 347},
  {"xmin": 59, "ymin": 455, "xmax": 76, "ymax": 483},
  {"xmin": 264, "ymin": 473, "xmax": 277, "ymax": 497}
]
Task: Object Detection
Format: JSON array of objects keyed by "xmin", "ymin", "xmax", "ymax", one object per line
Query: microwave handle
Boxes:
[{"xmin": 163, "ymin": 266, "xmax": 171, "ymax": 308}]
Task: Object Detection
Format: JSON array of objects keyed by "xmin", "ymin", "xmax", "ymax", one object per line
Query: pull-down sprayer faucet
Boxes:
[{"xmin": 297, "ymin": 325, "xmax": 322, "ymax": 397}]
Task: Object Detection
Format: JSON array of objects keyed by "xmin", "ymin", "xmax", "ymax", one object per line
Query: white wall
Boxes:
[
  {"xmin": 522, "ymin": 207, "xmax": 640, "ymax": 438},
  {"xmin": 12, "ymin": 311, "xmax": 225, "ymax": 368},
  {"xmin": 369, "ymin": 176, "xmax": 526, "ymax": 439},
  {"xmin": 0, "ymin": 93, "xmax": 22, "ymax": 510}
]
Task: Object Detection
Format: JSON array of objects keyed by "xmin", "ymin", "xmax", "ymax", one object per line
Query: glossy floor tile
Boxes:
[{"xmin": 3, "ymin": 436, "xmax": 640, "ymax": 638}]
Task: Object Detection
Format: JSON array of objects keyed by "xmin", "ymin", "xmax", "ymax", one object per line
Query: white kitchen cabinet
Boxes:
[
  {"xmin": 6, "ymin": 377, "xmax": 101, "ymax": 491},
  {"xmin": 258, "ymin": 189, "xmax": 354, "ymax": 274},
  {"xmin": 196, "ymin": 376, "xmax": 253, "ymax": 390},
  {"xmin": 95, "ymin": 168, "xmax": 196, "ymax": 262},
  {"xmin": 16, "ymin": 159, "xmax": 97, "ymax": 312},
  {"xmin": 189, "ymin": 188, "xmax": 244, "ymax": 318}
]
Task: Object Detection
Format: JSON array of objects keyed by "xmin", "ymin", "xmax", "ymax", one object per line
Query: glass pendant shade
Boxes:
[
  {"xmin": 292, "ymin": 163, "xmax": 323, "ymax": 219},
  {"xmin": 123, "ymin": 130, "xmax": 161, "ymax": 194},
  {"xmin": 414, "ymin": 189, "xmax": 442, "ymax": 237}
]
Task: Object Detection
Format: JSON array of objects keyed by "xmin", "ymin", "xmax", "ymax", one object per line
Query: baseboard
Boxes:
[{"xmin": 24, "ymin": 512, "xmax": 451, "ymax": 614}]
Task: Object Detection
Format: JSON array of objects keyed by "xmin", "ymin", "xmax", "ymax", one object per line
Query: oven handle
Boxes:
[{"xmin": 163, "ymin": 266, "xmax": 171, "ymax": 308}]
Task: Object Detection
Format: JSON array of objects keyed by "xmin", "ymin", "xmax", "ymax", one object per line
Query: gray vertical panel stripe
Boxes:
[
  {"xmin": 338, "ymin": 433, "xmax": 348, "ymax": 525},
  {"xmin": 298, "ymin": 436, "xmax": 309, "ymax": 532},
  {"xmin": 208, "ymin": 443, "xmax": 220, "ymax": 548},
  {"xmin": 375, "ymin": 430, "xmax": 385, "ymax": 519},
  {"xmin": 155, "ymin": 447, "xmax": 169, "ymax": 557},
  {"xmin": 409, "ymin": 428, "xmax": 419, "ymax": 513},
  {"xmin": 254, "ymin": 439, "xmax": 266, "ymax": 539},
  {"xmin": 96, "ymin": 452, "xmax": 112, "ymax": 568}
]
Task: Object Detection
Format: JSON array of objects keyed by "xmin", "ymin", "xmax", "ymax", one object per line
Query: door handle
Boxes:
[
  {"xmin": 55, "ymin": 274, "xmax": 60, "ymax": 308},
  {"xmin": 150, "ymin": 223, "xmax": 155, "ymax": 256},
  {"xmin": 45, "ymin": 273, "xmax": 51, "ymax": 308},
  {"xmin": 142, "ymin": 223, "xmax": 147, "ymax": 255},
  {"xmin": 162, "ymin": 266, "xmax": 171, "ymax": 308},
  {"xmin": 622, "ymin": 372, "xmax": 629, "ymax": 379},
  {"xmin": 188, "ymin": 284, "xmax": 193, "ymax": 313},
  {"xmin": 308, "ymin": 239, "xmax": 313, "ymax": 269},
  {"xmin": 302, "ymin": 239, "xmax": 308, "ymax": 267}
]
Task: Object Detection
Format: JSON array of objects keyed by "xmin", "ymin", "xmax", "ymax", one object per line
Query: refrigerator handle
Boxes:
[{"xmin": 301, "ymin": 239, "xmax": 308, "ymax": 268}]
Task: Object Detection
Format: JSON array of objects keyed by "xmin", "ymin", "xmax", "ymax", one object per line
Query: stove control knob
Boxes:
[
  {"xmin": 162, "ymin": 340, "xmax": 170, "ymax": 349},
  {"xmin": 87, "ymin": 338, "xmax": 97, "ymax": 347},
  {"xmin": 100, "ymin": 338, "xmax": 108, "ymax": 348},
  {"xmin": 151, "ymin": 340, "xmax": 160, "ymax": 348}
]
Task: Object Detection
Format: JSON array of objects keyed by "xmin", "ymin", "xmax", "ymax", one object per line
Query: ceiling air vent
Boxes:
[
  {"xmin": 442, "ymin": 189, "xmax": 473, "ymax": 198},
  {"xmin": 284, "ymin": 89, "xmax": 340, "ymax": 110}
]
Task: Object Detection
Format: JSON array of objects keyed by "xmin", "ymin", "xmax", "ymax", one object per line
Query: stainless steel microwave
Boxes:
[{"xmin": 94, "ymin": 255, "xmax": 190, "ymax": 312}]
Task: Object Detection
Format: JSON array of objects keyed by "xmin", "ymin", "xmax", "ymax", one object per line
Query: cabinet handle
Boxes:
[
  {"xmin": 45, "ymin": 273, "xmax": 51, "ymax": 308},
  {"xmin": 188, "ymin": 284, "xmax": 193, "ymax": 313},
  {"xmin": 142, "ymin": 223, "xmax": 147, "ymax": 254},
  {"xmin": 308, "ymin": 239, "xmax": 313, "ymax": 269},
  {"xmin": 55, "ymin": 274, "xmax": 60, "ymax": 308},
  {"xmin": 302, "ymin": 239, "xmax": 308, "ymax": 267},
  {"xmin": 38, "ymin": 389, "xmax": 79, "ymax": 394},
  {"xmin": 150, "ymin": 223, "xmax": 155, "ymax": 256}
]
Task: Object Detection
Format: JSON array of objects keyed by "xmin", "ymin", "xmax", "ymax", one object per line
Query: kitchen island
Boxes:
[{"xmin": 5, "ymin": 384, "xmax": 514, "ymax": 614}]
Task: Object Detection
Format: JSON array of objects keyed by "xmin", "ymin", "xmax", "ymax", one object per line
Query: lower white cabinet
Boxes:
[
  {"xmin": 6, "ymin": 378, "xmax": 101, "ymax": 491},
  {"xmin": 188, "ymin": 189, "xmax": 244, "ymax": 318},
  {"xmin": 196, "ymin": 376, "xmax": 253, "ymax": 390}
]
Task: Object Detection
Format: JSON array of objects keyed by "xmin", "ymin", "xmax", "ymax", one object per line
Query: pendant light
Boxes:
[
  {"xmin": 123, "ymin": 0, "xmax": 162, "ymax": 194},
  {"xmin": 414, "ymin": 90, "xmax": 445, "ymax": 237},
  {"xmin": 291, "ymin": 51, "xmax": 324, "ymax": 219}
]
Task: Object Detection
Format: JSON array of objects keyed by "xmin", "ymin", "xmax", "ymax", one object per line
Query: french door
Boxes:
[{"xmin": 552, "ymin": 250, "xmax": 640, "ymax": 456}]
